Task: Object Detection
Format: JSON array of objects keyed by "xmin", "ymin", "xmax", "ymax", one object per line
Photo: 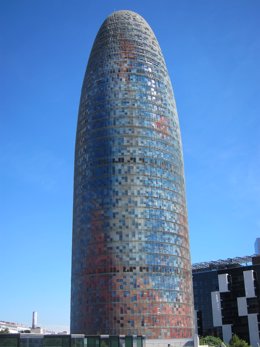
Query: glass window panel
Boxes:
[{"xmin": 0, "ymin": 337, "xmax": 19, "ymax": 347}]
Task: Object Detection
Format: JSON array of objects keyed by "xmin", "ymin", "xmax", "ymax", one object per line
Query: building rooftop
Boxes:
[{"xmin": 192, "ymin": 254, "xmax": 256, "ymax": 272}]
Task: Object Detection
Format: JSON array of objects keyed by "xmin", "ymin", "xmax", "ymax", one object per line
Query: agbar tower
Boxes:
[{"xmin": 71, "ymin": 10, "xmax": 194, "ymax": 340}]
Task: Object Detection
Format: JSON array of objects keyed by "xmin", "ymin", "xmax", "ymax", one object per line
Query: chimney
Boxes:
[{"xmin": 32, "ymin": 311, "xmax": 37, "ymax": 329}]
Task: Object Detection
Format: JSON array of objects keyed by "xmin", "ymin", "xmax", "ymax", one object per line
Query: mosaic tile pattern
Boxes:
[{"xmin": 71, "ymin": 10, "xmax": 194, "ymax": 339}]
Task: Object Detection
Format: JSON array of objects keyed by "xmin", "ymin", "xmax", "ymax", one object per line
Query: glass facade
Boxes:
[
  {"xmin": 0, "ymin": 335, "xmax": 19, "ymax": 347},
  {"xmin": 192, "ymin": 270, "xmax": 220, "ymax": 336},
  {"xmin": 44, "ymin": 336, "xmax": 70, "ymax": 347},
  {"xmin": 0, "ymin": 336, "xmax": 144, "ymax": 347},
  {"xmin": 71, "ymin": 10, "xmax": 193, "ymax": 339},
  {"xmin": 21, "ymin": 336, "xmax": 44, "ymax": 347}
]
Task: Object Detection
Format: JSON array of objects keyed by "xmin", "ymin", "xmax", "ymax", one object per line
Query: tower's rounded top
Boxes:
[
  {"xmin": 87, "ymin": 8, "xmax": 166, "ymax": 79},
  {"xmin": 103, "ymin": 10, "xmax": 151, "ymax": 30},
  {"xmin": 108, "ymin": 10, "xmax": 145, "ymax": 19}
]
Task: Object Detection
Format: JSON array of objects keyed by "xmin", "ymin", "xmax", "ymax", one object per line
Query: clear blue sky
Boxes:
[{"xmin": 1, "ymin": 0, "xmax": 259, "ymax": 333}]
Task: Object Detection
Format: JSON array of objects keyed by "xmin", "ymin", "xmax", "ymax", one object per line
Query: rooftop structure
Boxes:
[
  {"xmin": 0, "ymin": 321, "xmax": 30, "ymax": 334},
  {"xmin": 192, "ymin": 255, "xmax": 255, "ymax": 272}
]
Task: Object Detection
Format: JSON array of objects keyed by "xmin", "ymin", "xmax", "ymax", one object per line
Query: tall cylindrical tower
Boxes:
[{"xmin": 71, "ymin": 10, "xmax": 194, "ymax": 339}]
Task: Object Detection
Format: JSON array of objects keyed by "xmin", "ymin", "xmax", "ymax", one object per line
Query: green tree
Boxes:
[
  {"xmin": 0, "ymin": 328, "xmax": 10, "ymax": 334},
  {"xmin": 200, "ymin": 336, "xmax": 223, "ymax": 347},
  {"xmin": 229, "ymin": 334, "xmax": 250, "ymax": 347}
]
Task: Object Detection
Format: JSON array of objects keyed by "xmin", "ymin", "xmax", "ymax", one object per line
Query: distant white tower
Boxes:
[
  {"xmin": 32, "ymin": 311, "xmax": 37, "ymax": 329},
  {"xmin": 255, "ymin": 238, "xmax": 260, "ymax": 254}
]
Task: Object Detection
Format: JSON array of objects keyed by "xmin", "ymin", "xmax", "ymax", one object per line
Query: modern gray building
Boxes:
[
  {"xmin": 193, "ymin": 255, "xmax": 260, "ymax": 347},
  {"xmin": 71, "ymin": 10, "xmax": 194, "ymax": 342}
]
